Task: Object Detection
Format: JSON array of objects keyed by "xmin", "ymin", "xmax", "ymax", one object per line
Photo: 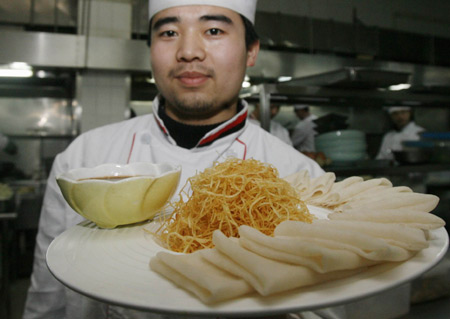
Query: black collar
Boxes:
[{"xmin": 158, "ymin": 102, "xmax": 246, "ymax": 149}]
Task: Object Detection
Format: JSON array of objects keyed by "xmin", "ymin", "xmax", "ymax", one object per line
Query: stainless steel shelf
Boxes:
[
  {"xmin": 242, "ymin": 82, "xmax": 450, "ymax": 108},
  {"xmin": 0, "ymin": 212, "xmax": 17, "ymax": 220}
]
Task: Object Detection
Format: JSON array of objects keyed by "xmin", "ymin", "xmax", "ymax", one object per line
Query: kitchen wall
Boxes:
[{"xmin": 0, "ymin": 98, "xmax": 75, "ymax": 178}]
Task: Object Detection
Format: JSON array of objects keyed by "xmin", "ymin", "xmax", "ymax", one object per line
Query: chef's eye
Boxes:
[
  {"xmin": 206, "ymin": 28, "xmax": 223, "ymax": 36},
  {"xmin": 160, "ymin": 30, "xmax": 177, "ymax": 37}
]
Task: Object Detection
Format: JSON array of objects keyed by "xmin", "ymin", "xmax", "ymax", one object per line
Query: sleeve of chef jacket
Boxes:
[
  {"xmin": 291, "ymin": 123, "xmax": 306, "ymax": 149},
  {"xmin": 291, "ymin": 122, "xmax": 316, "ymax": 152},
  {"xmin": 375, "ymin": 132, "xmax": 392, "ymax": 160},
  {"xmin": 23, "ymin": 146, "xmax": 84, "ymax": 319},
  {"xmin": 22, "ymin": 169, "xmax": 65, "ymax": 318}
]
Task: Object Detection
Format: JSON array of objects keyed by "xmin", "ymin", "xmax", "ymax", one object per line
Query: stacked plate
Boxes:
[{"xmin": 315, "ymin": 130, "xmax": 367, "ymax": 164}]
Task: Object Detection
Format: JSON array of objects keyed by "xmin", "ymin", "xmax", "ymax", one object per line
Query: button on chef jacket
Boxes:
[
  {"xmin": 376, "ymin": 121, "xmax": 425, "ymax": 160},
  {"xmin": 23, "ymin": 96, "xmax": 324, "ymax": 319}
]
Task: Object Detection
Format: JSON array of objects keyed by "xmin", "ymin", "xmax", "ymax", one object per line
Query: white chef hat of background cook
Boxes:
[
  {"xmin": 387, "ymin": 106, "xmax": 412, "ymax": 114},
  {"xmin": 148, "ymin": 0, "xmax": 258, "ymax": 24},
  {"xmin": 294, "ymin": 104, "xmax": 309, "ymax": 111}
]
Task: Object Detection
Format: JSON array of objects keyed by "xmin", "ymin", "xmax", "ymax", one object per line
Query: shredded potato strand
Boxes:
[{"xmin": 155, "ymin": 158, "xmax": 312, "ymax": 253}]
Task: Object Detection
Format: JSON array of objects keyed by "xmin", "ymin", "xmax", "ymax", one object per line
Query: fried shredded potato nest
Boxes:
[{"xmin": 154, "ymin": 158, "xmax": 312, "ymax": 253}]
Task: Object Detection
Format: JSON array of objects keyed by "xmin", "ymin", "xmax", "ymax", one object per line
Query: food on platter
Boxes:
[
  {"xmin": 149, "ymin": 162, "xmax": 446, "ymax": 305},
  {"xmin": 149, "ymin": 247, "xmax": 254, "ymax": 304},
  {"xmin": 284, "ymin": 170, "xmax": 440, "ymax": 214},
  {"xmin": 328, "ymin": 209, "xmax": 445, "ymax": 230},
  {"xmin": 274, "ymin": 220, "xmax": 425, "ymax": 259},
  {"xmin": 204, "ymin": 230, "xmax": 361, "ymax": 296},
  {"xmin": 57, "ymin": 162, "xmax": 181, "ymax": 228},
  {"xmin": 152, "ymin": 158, "xmax": 312, "ymax": 253},
  {"xmin": 238, "ymin": 225, "xmax": 376, "ymax": 273},
  {"xmin": 151, "ymin": 228, "xmax": 362, "ymax": 303},
  {"xmin": 339, "ymin": 192, "xmax": 439, "ymax": 213}
]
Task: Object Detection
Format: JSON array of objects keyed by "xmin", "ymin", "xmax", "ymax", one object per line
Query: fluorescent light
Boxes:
[
  {"xmin": 278, "ymin": 76, "xmax": 292, "ymax": 82},
  {"xmin": 10, "ymin": 62, "xmax": 29, "ymax": 69},
  {"xmin": 389, "ymin": 83, "xmax": 411, "ymax": 91},
  {"xmin": 242, "ymin": 81, "xmax": 251, "ymax": 88},
  {"xmin": 0, "ymin": 69, "xmax": 33, "ymax": 77},
  {"xmin": 242, "ymin": 75, "xmax": 251, "ymax": 88},
  {"xmin": 0, "ymin": 62, "xmax": 33, "ymax": 78},
  {"xmin": 36, "ymin": 70, "xmax": 48, "ymax": 78}
]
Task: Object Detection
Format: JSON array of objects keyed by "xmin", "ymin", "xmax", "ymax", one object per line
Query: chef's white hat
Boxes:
[
  {"xmin": 294, "ymin": 104, "xmax": 309, "ymax": 111},
  {"xmin": 148, "ymin": 0, "xmax": 258, "ymax": 24},
  {"xmin": 387, "ymin": 106, "xmax": 411, "ymax": 114}
]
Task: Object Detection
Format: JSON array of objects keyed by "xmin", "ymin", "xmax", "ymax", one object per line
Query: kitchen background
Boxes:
[{"xmin": 1, "ymin": 0, "xmax": 450, "ymax": 318}]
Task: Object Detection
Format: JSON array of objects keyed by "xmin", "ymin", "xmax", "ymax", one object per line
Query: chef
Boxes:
[
  {"xmin": 23, "ymin": 1, "xmax": 324, "ymax": 318},
  {"xmin": 249, "ymin": 103, "xmax": 293, "ymax": 145},
  {"xmin": 291, "ymin": 104, "xmax": 318, "ymax": 153},
  {"xmin": 376, "ymin": 106, "xmax": 425, "ymax": 160},
  {"xmin": 0, "ymin": 132, "xmax": 17, "ymax": 155}
]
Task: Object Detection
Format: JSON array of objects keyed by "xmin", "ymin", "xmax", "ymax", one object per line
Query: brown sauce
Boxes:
[{"xmin": 77, "ymin": 175, "xmax": 142, "ymax": 181}]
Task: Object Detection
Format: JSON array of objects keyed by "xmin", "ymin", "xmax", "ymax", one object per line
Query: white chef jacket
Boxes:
[
  {"xmin": 23, "ymin": 97, "xmax": 324, "ymax": 319},
  {"xmin": 291, "ymin": 114, "xmax": 318, "ymax": 152},
  {"xmin": 376, "ymin": 121, "xmax": 425, "ymax": 160},
  {"xmin": 248, "ymin": 118, "xmax": 293, "ymax": 146},
  {"xmin": 0, "ymin": 132, "xmax": 9, "ymax": 150}
]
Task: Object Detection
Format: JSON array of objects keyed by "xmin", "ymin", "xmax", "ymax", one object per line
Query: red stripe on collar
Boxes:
[
  {"xmin": 126, "ymin": 133, "xmax": 137, "ymax": 164},
  {"xmin": 154, "ymin": 116, "xmax": 168, "ymax": 135},
  {"xmin": 236, "ymin": 138, "xmax": 247, "ymax": 160},
  {"xmin": 198, "ymin": 110, "xmax": 248, "ymax": 146}
]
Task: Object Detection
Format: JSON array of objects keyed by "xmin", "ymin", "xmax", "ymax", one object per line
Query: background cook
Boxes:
[
  {"xmin": 291, "ymin": 104, "xmax": 318, "ymax": 153},
  {"xmin": 249, "ymin": 103, "xmax": 293, "ymax": 145},
  {"xmin": 376, "ymin": 106, "xmax": 425, "ymax": 160}
]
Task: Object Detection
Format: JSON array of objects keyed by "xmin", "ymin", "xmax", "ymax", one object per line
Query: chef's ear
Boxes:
[{"xmin": 246, "ymin": 40, "xmax": 260, "ymax": 67}]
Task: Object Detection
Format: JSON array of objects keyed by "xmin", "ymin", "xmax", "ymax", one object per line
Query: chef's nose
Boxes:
[{"xmin": 176, "ymin": 32, "xmax": 206, "ymax": 62}]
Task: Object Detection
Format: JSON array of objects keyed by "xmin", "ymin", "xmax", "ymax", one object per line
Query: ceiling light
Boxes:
[
  {"xmin": 0, "ymin": 62, "xmax": 33, "ymax": 78},
  {"xmin": 388, "ymin": 83, "xmax": 411, "ymax": 91},
  {"xmin": 242, "ymin": 81, "xmax": 251, "ymax": 88},
  {"xmin": 36, "ymin": 70, "xmax": 48, "ymax": 78},
  {"xmin": 10, "ymin": 62, "xmax": 29, "ymax": 69},
  {"xmin": 0, "ymin": 69, "xmax": 33, "ymax": 77},
  {"xmin": 278, "ymin": 76, "xmax": 292, "ymax": 82}
]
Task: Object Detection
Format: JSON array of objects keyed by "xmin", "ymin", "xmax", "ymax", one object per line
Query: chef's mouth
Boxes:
[{"xmin": 174, "ymin": 71, "xmax": 213, "ymax": 87}]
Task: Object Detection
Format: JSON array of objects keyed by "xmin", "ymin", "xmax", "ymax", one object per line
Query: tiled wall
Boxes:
[
  {"xmin": 77, "ymin": 0, "xmax": 132, "ymax": 133},
  {"xmin": 77, "ymin": 71, "xmax": 130, "ymax": 133},
  {"xmin": 87, "ymin": 0, "xmax": 132, "ymax": 38}
]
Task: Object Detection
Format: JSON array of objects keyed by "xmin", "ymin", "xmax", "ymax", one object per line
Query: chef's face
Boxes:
[
  {"xmin": 390, "ymin": 110, "xmax": 411, "ymax": 130},
  {"xmin": 150, "ymin": 5, "xmax": 259, "ymax": 125},
  {"xmin": 295, "ymin": 109, "xmax": 308, "ymax": 120}
]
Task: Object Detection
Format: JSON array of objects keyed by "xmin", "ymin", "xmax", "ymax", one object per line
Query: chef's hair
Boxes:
[{"xmin": 147, "ymin": 14, "xmax": 259, "ymax": 50}]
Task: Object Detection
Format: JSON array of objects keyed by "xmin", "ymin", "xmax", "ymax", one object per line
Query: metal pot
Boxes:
[{"xmin": 393, "ymin": 149, "xmax": 431, "ymax": 164}]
